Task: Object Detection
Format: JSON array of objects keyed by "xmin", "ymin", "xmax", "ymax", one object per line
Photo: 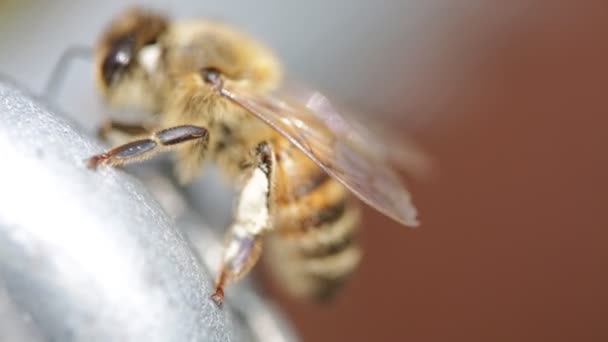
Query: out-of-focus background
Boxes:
[{"xmin": 1, "ymin": 1, "xmax": 607, "ymax": 341}]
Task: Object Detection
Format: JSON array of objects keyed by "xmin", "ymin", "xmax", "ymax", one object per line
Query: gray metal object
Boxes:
[{"xmin": 0, "ymin": 77, "xmax": 297, "ymax": 342}]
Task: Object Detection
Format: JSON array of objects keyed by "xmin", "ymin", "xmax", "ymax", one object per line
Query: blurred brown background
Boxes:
[{"xmin": 263, "ymin": 2, "xmax": 608, "ymax": 341}]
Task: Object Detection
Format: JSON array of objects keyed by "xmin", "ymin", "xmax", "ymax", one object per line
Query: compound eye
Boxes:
[{"xmin": 101, "ymin": 34, "xmax": 136, "ymax": 86}]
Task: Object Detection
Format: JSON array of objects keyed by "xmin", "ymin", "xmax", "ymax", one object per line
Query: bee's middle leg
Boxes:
[
  {"xmin": 87, "ymin": 125, "xmax": 209, "ymax": 169},
  {"xmin": 211, "ymin": 141, "xmax": 276, "ymax": 306},
  {"xmin": 96, "ymin": 118, "xmax": 152, "ymax": 142}
]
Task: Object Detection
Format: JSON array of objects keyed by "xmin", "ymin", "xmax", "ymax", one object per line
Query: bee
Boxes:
[{"xmin": 86, "ymin": 7, "xmax": 421, "ymax": 305}]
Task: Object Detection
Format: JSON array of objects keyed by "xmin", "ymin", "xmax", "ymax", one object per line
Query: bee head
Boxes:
[{"xmin": 95, "ymin": 7, "xmax": 168, "ymax": 103}]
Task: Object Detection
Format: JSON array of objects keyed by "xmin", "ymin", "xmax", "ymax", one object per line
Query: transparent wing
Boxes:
[
  {"xmin": 281, "ymin": 83, "xmax": 434, "ymax": 179},
  {"xmin": 219, "ymin": 82, "xmax": 419, "ymax": 226}
]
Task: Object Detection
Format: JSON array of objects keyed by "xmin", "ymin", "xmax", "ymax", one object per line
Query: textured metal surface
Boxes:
[{"xmin": 0, "ymin": 77, "xmax": 297, "ymax": 342}]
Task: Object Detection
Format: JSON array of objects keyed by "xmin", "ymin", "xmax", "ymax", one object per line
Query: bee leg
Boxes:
[
  {"xmin": 87, "ymin": 125, "xmax": 209, "ymax": 169},
  {"xmin": 211, "ymin": 142, "xmax": 275, "ymax": 306},
  {"xmin": 96, "ymin": 119, "xmax": 152, "ymax": 142}
]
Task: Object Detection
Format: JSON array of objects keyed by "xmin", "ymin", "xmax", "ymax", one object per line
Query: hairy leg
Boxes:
[
  {"xmin": 87, "ymin": 125, "xmax": 209, "ymax": 169},
  {"xmin": 96, "ymin": 119, "xmax": 153, "ymax": 142},
  {"xmin": 211, "ymin": 142, "xmax": 276, "ymax": 306}
]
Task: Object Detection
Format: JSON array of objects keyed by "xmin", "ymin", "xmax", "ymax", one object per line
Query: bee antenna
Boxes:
[{"xmin": 42, "ymin": 45, "xmax": 94, "ymax": 103}]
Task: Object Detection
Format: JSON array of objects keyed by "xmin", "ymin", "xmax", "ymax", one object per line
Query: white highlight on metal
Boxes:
[{"xmin": 137, "ymin": 44, "xmax": 161, "ymax": 74}]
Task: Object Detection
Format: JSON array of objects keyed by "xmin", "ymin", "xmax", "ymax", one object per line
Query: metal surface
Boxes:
[{"xmin": 0, "ymin": 77, "xmax": 298, "ymax": 342}]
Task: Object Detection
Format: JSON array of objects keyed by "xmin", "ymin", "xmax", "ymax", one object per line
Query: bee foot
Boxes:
[
  {"xmin": 86, "ymin": 154, "xmax": 108, "ymax": 170},
  {"xmin": 210, "ymin": 289, "xmax": 224, "ymax": 307}
]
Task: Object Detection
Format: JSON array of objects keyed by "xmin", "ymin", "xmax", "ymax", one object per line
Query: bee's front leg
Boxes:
[
  {"xmin": 87, "ymin": 125, "xmax": 209, "ymax": 169},
  {"xmin": 211, "ymin": 141, "xmax": 275, "ymax": 306}
]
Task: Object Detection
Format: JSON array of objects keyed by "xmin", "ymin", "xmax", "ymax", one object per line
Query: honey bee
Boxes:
[{"xmin": 86, "ymin": 7, "xmax": 421, "ymax": 305}]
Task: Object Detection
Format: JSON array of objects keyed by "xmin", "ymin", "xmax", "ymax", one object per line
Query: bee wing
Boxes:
[
  {"xmin": 280, "ymin": 84, "xmax": 434, "ymax": 179},
  {"xmin": 220, "ymin": 82, "xmax": 419, "ymax": 227}
]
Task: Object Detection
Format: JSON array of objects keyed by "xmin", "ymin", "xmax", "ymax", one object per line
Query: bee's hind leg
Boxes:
[
  {"xmin": 87, "ymin": 125, "xmax": 209, "ymax": 169},
  {"xmin": 211, "ymin": 142, "xmax": 276, "ymax": 306}
]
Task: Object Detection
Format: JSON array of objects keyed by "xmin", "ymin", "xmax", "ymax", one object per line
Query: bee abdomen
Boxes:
[{"xmin": 267, "ymin": 177, "xmax": 362, "ymax": 300}]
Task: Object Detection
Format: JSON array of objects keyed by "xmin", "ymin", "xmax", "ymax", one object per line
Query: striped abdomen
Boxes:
[{"xmin": 264, "ymin": 138, "xmax": 362, "ymax": 300}]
